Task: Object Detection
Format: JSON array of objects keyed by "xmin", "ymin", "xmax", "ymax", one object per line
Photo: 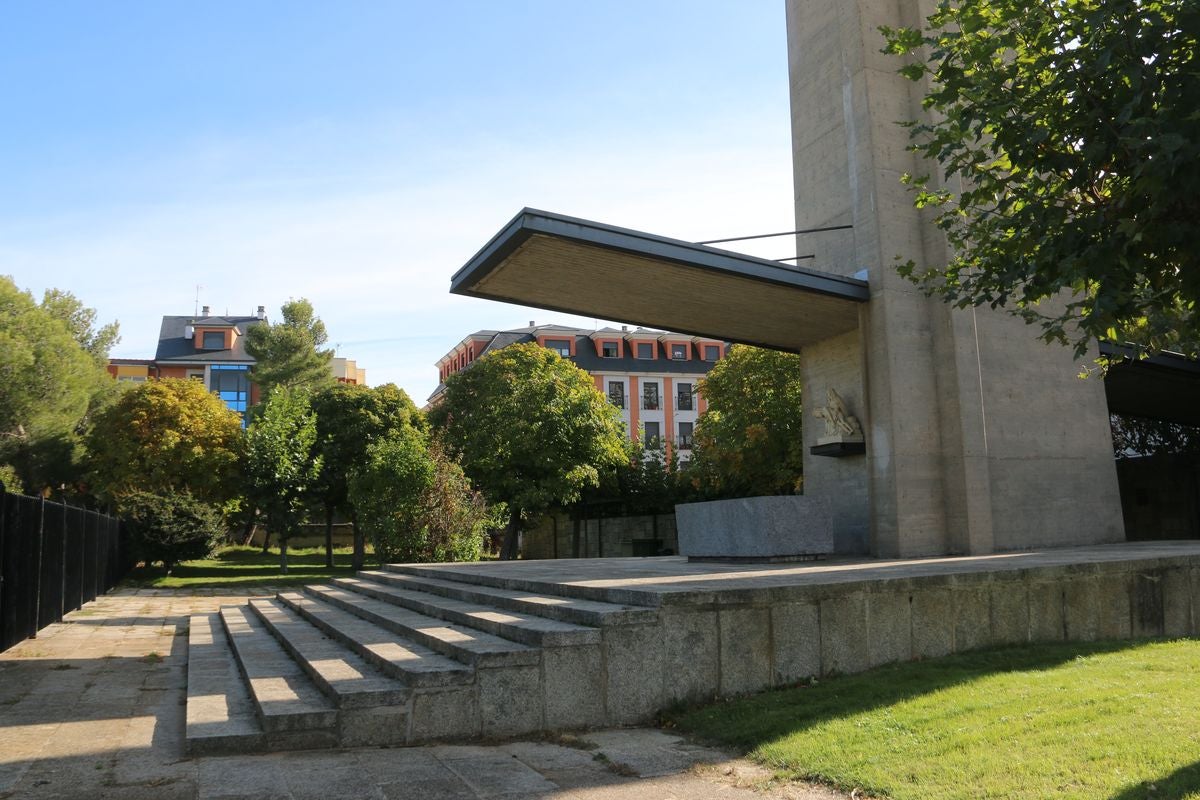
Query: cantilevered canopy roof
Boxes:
[{"xmin": 450, "ymin": 209, "xmax": 869, "ymax": 352}]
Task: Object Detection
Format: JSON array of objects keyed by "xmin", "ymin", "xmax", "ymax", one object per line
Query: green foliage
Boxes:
[
  {"xmin": 672, "ymin": 639, "xmax": 1200, "ymax": 800},
  {"xmin": 684, "ymin": 345, "xmax": 804, "ymax": 499},
  {"xmin": 0, "ymin": 276, "xmax": 117, "ymax": 495},
  {"xmin": 309, "ymin": 382, "xmax": 424, "ymax": 514},
  {"xmin": 244, "ymin": 298, "xmax": 335, "ymax": 394},
  {"xmin": 581, "ymin": 437, "xmax": 683, "ymax": 516},
  {"xmin": 39, "ymin": 288, "xmax": 121, "ymax": 365},
  {"xmin": 430, "ymin": 343, "xmax": 627, "ymax": 555},
  {"xmin": 244, "ymin": 387, "xmax": 322, "ymax": 570},
  {"xmin": 1111, "ymin": 414, "xmax": 1200, "ymax": 458},
  {"xmin": 86, "ymin": 378, "xmax": 244, "ymax": 505},
  {"xmin": 0, "ymin": 463, "xmax": 24, "ymax": 495},
  {"xmin": 349, "ymin": 431, "xmax": 487, "ymax": 563},
  {"xmin": 882, "ymin": 0, "xmax": 1200, "ymax": 358},
  {"xmin": 119, "ymin": 489, "xmax": 224, "ymax": 571}
]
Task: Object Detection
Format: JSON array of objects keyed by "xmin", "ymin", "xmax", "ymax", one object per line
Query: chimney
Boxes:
[
  {"xmin": 256, "ymin": 305, "xmax": 266, "ymax": 319},
  {"xmin": 528, "ymin": 320, "xmax": 535, "ymax": 328},
  {"xmin": 621, "ymin": 325, "xmax": 628, "ymax": 332},
  {"xmin": 201, "ymin": 305, "xmax": 210, "ymax": 316}
]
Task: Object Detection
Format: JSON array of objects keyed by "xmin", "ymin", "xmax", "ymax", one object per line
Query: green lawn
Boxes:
[
  {"xmin": 122, "ymin": 544, "xmax": 377, "ymax": 588},
  {"xmin": 670, "ymin": 639, "xmax": 1200, "ymax": 800}
]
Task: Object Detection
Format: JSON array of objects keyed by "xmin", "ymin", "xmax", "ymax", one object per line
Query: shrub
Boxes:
[
  {"xmin": 119, "ymin": 490, "xmax": 224, "ymax": 571},
  {"xmin": 350, "ymin": 431, "xmax": 488, "ymax": 564}
]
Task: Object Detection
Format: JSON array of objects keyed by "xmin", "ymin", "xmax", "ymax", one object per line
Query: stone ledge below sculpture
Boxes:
[{"xmin": 675, "ymin": 495, "xmax": 834, "ymax": 562}]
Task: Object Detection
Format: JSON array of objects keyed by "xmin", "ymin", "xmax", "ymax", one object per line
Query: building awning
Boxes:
[
  {"xmin": 1102, "ymin": 344, "xmax": 1200, "ymax": 426},
  {"xmin": 450, "ymin": 209, "xmax": 869, "ymax": 352}
]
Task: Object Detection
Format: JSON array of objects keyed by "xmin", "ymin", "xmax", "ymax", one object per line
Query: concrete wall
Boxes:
[
  {"xmin": 801, "ymin": 328, "xmax": 869, "ymax": 553},
  {"xmin": 785, "ymin": 0, "xmax": 1125, "ymax": 556},
  {"xmin": 657, "ymin": 554, "xmax": 1200, "ymax": 703}
]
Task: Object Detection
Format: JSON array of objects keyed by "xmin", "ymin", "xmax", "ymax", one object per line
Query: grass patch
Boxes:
[
  {"xmin": 122, "ymin": 545, "xmax": 378, "ymax": 589},
  {"xmin": 669, "ymin": 639, "xmax": 1200, "ymax": 800}
]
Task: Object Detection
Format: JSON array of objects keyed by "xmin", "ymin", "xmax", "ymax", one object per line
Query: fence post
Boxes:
[
  {"xmin": 59, "ymin": 503, "xmax": 67, "ymax": 621},
  {"xmin": 31, "ymin": 497, "xmax": 44, "ymax": 639}
]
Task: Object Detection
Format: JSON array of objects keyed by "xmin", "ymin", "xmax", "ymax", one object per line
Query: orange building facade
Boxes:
[{"xmin": 431, "ymin": 323, "xmax": 725, "ymax": 459}]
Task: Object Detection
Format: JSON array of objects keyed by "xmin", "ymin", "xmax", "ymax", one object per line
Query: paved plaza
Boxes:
[{"xmin": 0, "ymin": 587, "xmax": 843, "ymax": 800}]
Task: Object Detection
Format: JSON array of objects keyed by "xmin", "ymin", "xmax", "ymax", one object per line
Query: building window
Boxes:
[
  {"xmin": 643, "ymin": 421, "xmax": 661, "ymax": 445},
  {"xmin": 187, "ymin": 370, "xmax": 205, "ymax": 381},
  {"xmin": 201, "ymin": 331, "xmax": 225, "ymax": 349},
  {"xmin": 677, "ymin": 382, "xmax": 694, "ymax": 411},
  {"xmin": 544, "ymin": 338, "xmax": 572, "ymax": 357},
  {"xmin": 642, "ymin": 382, "xmax": 660, "ymax": 410},
  {"xmin": 116, "ymin": 376, "xmax": 146, "ymax": 383},
  {"xmin": 607, "ymin": 381, "xmax": 625, "ymax": 409},
  {"xmin": 601, "ymin": 341, "xmax": 619, "ymax": 358},
  {"xmin": 678, "ymin": 422, "xmax": 694, "ymax": 450},
  {"xmin": 703, "ymin": 344, "xmax": 720, "ymax": 361},
  {"xmin": 670, "ymin": 343, "xmax": 688, "ymax": 360},
  {"xmin": 210, "ymin": 364, "xmax": 250, "ymax": 420},
  {"xmin": 636, "ymin": 342, "xmax": 655, "ymax": 359}
]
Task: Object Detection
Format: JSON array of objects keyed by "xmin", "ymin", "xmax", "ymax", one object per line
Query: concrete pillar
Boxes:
[{"xmin": 786, "ymin": 0, "xmax": 1125, "ymax": 555}]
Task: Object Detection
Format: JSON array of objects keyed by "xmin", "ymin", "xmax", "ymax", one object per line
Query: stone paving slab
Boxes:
[
  {"xmin": 359, "ymin": 570, "xmax": 659, "ymax": 627},
  {"xmin": 218, "ymin": 605, "xmax": 338, "ymax": 734},
  {"xmin": 186, "ymin": 613, "xmax": 265, "ymax": 755},
  {"xmin": 248, "ymin": 598, "xmax": 409, "ymax": 709},
  {"xmin": 303, "ymin": 584, "xmax": 540, "ymax": 667},
  {"xmin": 274, "ymin": 590, "xmax": 474, "ymax": 688},
  {"xmin": 391, "ymin": 541, "xmax": 1200, "ymax": 606},
  {"xmin": 0, "ymin": 588, "xmax": 842, "ymax": 800},
  {"xmin": 332, "ymin": 574, "xmax": 601, "ymax": 647}
]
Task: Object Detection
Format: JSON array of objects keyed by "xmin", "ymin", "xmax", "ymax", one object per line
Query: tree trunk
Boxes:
[
  {"xmin": 260, "ymin": 527, "xmax": 272, "ymax": 554},
  {"xmin": 241, "ymin": 505, "xmax": 257, "ymax": 547},
  {"xmin": 279, "ymin": 535, "xmax": 288, "ymax": 575},
  {"xmin": 500, "ymin": 506, "xmax": 521, "ymax": 561},
  {"xmin": 352, "ymin": 512, "xmax": 364, "ymax": 572},
  {"xmin": 324, "ymin": 504, "xmax": 334, "ymax": 569}
]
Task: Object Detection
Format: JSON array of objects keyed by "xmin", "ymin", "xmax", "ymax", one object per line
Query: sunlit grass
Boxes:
[
  {"xmin": 670, "ymin": 639, "xmax": 1200, "ymax": 800},
  {"xmin": 123, "ymin": 544, "xmax": 376, "ymax": 588}
]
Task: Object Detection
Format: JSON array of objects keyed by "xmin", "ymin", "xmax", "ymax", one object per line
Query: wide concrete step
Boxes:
[
  {"xmin": 334, "ymin": 575, "xmax": 600, "ymax": 647},
  {"xmin": 247, "ymin": 598, "xmax": 410, "ymax": 709},
  {"xmin": 218, "ymin": 605, "xmax": 338, "ymax": 747},
  {"xmin": 383, "ymin": 562, "xmax": 664, "ymax": 607},
  {"xmin": 186, "ymin": 613, "xmax": 265, "ymax": 756},
  {"xmin": 301, "ymin": 584, "xmax": 539, "ymax": 668},
  {"xmin": 357, "ymin": 570, "xmax": 659, "ymax": 628},
  {"xmin": 273, "ymin": 591, "xmax": 474, "ymax": 688}
]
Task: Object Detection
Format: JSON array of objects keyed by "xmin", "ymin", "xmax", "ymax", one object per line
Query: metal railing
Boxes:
[{"xmin": 0, "ymin": 492, "xmax": 129, "ymax": 653}]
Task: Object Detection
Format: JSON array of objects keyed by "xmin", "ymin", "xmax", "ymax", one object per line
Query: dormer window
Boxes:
[
  {"xmin": 601, "ymin": 341, "xmax": 619, "ymax": 358},
  {"xmin": 670, "ymin": 343, "xmax": 688, "ymax": 360},
  {"xmin": 201, "ymin": 331, "xmax": 226, "ymax": 349},
  {"xmin": 703, "ymin": 344, "xmax": 720, "ymax": 361},
  {"xmin": 544, "ymin": 338, "xmax": 572, "ymax": 357},
  {"xmin": 636, "ymin": 342, "xmax": 655, "ymax": 359}
]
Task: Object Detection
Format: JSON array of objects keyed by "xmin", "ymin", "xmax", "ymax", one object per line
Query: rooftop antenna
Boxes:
[{"xmin": 194, "ymin": 285, "xmax": 204, "ymax": 317}]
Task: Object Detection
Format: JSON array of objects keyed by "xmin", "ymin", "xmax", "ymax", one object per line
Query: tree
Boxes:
[
  {"xmin": 683, "ymin": 345, "xmax": 804, "ymax": 499},
  {"xmin": 244, "ymin": 387, "xmax": 321, "ymax": 573},
  {"xmin": 882, "ymin": 0, "xmax": 1200, "ymax": 359},
  {"xmin": 86, "ymin": 378, "xmax": 244, "ymax": 506},
  {"xmin": 120, "ymin": 489, "xmax": 224, "ymax": 572},
  {"xmin": 309, "ymin": 382, "xmax": 424, "ymax": 568},
  {"xmin": 244, "ymin": 298, "xmax": 335, "ymax": 394},
  {"xmin": 0, "ymin": 277, "xmax": 115, "ymax": 495},
  {"xmin": 40, "ymin": 288, "xmax": 121, "ymax": 365},
  {"xmin": 430, "ymin": 342, "xmax": 627, "ymax": 560},
  {"xmin": 349, "ymin": 431, "xmax": 488, "ymax": 563}
]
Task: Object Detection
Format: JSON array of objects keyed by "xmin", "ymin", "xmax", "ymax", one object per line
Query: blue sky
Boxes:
[{"xmin": 1, "ymin": 2, "xmax": 795, "ymax": 402}]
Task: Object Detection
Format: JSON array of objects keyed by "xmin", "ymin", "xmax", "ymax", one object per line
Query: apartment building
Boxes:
[
  {"xmin": 106, "ymin": 305, "xmax": 367, "ymax": 419},
  {"xmin": 431, "ymin": 322, "xmax": 725, "ymax": 457}
]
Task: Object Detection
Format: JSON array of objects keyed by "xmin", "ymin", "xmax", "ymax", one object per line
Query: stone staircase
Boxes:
[{"xmin": 185, "ymin": 566, "xmax": 661, "ymax": 755}]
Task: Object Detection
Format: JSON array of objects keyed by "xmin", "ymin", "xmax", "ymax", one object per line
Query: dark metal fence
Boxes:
[{"xmin": 0, "ymin": 491, "xmax": 128, "ymax": 653}]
